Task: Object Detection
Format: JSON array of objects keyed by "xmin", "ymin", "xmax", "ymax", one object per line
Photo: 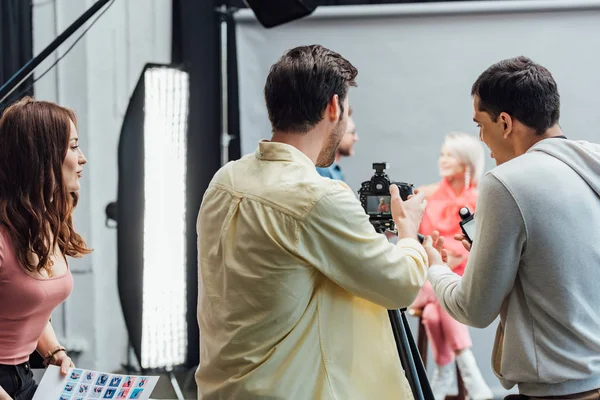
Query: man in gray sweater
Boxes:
[{"xmin": 427, "ymin": 56, "xmax": 600, "ymax": 399}]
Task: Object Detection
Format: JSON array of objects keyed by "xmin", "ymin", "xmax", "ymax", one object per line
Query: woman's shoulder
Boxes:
[{"xmin": 416, "ymin": 182, "xmax": 440, "ymax": 199}]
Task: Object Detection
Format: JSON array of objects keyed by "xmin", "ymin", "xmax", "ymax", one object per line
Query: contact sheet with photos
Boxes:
[{"xmin": 32, "ymin": 365, "xmax": 159, "ymax": 400}]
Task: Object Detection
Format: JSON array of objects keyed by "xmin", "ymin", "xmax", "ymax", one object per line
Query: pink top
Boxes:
[
  {"xmin": 0, "ymin": 227, "xmax": 73, "ymax": 365},
  {"xmin": 419, "ymin": 178, "xmax": 478, "ymax": 277}
]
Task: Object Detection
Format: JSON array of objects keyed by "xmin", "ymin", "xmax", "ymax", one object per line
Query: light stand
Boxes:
[
  {"xmin": 0, "ymin": 0, "xmax": 112, "ymax": 106},
  {"xmin": 106, "ymin": 63, "xmax": 190, "ymax": 400}
]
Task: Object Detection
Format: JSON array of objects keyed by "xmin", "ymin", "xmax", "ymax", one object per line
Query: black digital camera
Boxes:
[
  {"xmin": 459, "ymin": 207, "xmax": 476, "ymax": 244},
  {"xmin": 358, "ymin": 162, "xmax": 416, "ymax": 234}
]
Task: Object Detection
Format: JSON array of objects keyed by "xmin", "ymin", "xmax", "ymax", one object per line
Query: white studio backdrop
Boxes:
[
  {"xmin": 235, "ymin": 0, "xmax": 600, "ymax": 396},
  {"xmin": 236, "ymin": 0, "xmax": 600, "ymax": 192}
]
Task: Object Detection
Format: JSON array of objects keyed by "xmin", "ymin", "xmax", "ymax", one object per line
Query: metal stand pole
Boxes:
[
  {"xmin": 182, "ymin": 365, "xmax": 198, "ymax": 392},
  {"xmin": 168, "ymin": 370, "xmax": 186, "ymax": 400},
  {"xmin": 388, "ymin": 308, "xmax": 434, "ymax": 400},
  {"xmin": 0, "ymin": 0, "xmax": 112, "ymax": 105}
]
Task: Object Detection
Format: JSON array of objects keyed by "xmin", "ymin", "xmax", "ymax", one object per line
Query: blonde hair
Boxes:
[{"xmin": 443, "ymin": 131, "xmax": 485, "ymax": 186}]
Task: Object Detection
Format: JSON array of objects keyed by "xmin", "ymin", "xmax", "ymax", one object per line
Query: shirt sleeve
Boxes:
[
  {"xmin": 298, "ymin": 185, "xmax": 429, "ymax": 309},
  {"xmin": 427, "ymin": 173, "xmax": 525, "ymax": 328}
]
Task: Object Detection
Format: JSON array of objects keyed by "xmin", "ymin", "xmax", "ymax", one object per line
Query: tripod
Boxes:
[{"xmin": 389, "ymin": 308, "xmax": 434, "ymax": 400}]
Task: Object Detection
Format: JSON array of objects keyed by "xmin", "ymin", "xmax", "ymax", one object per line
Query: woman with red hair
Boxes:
[{"xmin": 0, "ymin": 97, "xmax": 91, "ymax": 400}]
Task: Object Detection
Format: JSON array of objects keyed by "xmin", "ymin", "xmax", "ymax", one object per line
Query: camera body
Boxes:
[
  {"xmin": 459, "ymin": 207, "xmax": 476, "ymax": 244},
  {"xmin": 359, "ymin": 162, "xmax": 416, "ymax": 234}
]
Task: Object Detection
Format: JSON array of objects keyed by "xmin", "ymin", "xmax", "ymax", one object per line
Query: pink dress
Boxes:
[{"xmin": 412, "ymin": 178, "xmax": 478, "ymax": 366}]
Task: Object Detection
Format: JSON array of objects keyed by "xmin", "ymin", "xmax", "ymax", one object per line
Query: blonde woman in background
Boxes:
[{"xmin": 413, "ymin": 132, "xmax": 493, "ymax": 400}]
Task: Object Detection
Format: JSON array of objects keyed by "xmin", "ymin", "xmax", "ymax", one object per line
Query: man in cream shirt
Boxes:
[{"xmin": 196, "ymin": 45, "xmax": 439, "ymax": 399}]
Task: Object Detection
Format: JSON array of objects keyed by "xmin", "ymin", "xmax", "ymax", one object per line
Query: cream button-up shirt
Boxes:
[{"xmin": 196, "ymin": 141, "xmax": 428, "ymax": 399}]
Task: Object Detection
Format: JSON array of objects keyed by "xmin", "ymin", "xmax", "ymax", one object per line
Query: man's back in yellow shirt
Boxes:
[{"xmin": 196, "ymin": 141, "xmax": 428, "ymax": 399}]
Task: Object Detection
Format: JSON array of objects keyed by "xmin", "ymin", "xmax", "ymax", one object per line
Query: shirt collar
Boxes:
[{"xmin": 255, "ymin": 140, "xmax": 316, "ymax": 169}]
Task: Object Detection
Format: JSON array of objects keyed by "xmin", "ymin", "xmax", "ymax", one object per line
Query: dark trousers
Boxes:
[
  {"xmin": 0, "ymin": 362, "xmax": 38, "ymax": 400},
  {"xmin": 505, "ymin": 389, "xmax": 600, "ymax": 400}
]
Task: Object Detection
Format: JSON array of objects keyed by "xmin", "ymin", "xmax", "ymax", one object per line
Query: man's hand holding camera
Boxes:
[
  {"xmin": 389, "ymin": 183, "xmax": 426, "ymax": 240},
  {"xmin": 390, "ymin": 183, "xmax": 449, "ymax": 267}
]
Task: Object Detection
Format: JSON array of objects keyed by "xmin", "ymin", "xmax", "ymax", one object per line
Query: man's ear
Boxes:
[
  {"xmin": 499, "ymin": 112, "xmax": 513, "ymax": 139},
  {"xmin": 326, "ymin": 94, "xmax": 340, "ymax": 122}
]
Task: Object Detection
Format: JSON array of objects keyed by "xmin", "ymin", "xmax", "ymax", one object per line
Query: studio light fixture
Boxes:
[
  {"xmin": 243, "ymin": 0, "xmax": 318, "ymax": 28},
  {"xmin": 106, "ymin": 63, "xmax": 190, "ymax": 399},
  {"xmin": 140, "ymin": 65, "xmax": 188, "ymax": 370}
]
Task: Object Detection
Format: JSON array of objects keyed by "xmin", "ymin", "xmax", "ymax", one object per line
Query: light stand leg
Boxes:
[
  {"xmin": 169, "ymin": 371, "xmax": 186, "ymax": 400},
  {"xmin": 121, "ymin": 342, "xmax": 139, "ymax": 375},
  {"xmin": 182, "ymin": 365, "xmax": 197, "ymax": 391}
]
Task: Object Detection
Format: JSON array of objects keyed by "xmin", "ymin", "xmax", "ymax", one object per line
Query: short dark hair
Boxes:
[
  {"xmin": 264, "ymin": 45, "xmax": 357, "ymax": 133},
  {"xmin": 471, "ymin": 56, "xmax": 560, "ymax": 135}
]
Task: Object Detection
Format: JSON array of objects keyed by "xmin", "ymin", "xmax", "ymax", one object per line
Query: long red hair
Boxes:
[{"xmin": 0, "ymin": 97, "xmax": 91, "ymax": 273}]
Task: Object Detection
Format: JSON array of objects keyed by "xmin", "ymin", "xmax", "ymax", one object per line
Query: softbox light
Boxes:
[
  {"xmin": 108, "ymin": 63, "xmax": 190, "ymax": 382},
  {"xmin": 243, "ymin": 0, "xmax": 318, "ymax": 28}
]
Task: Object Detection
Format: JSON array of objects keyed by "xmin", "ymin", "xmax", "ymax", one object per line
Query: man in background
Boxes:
[{"xmin": 316, "ymin": 105, "xmax": 358, "ymax": 181}]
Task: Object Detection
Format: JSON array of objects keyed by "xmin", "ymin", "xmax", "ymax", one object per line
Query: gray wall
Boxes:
[
  {"xmin": 32, "ymin": 0, "xmax": 171, "ymax": 372},
  {"xmin": 235, "ymin": 1, "xmax": 600, "ymax": 396}
]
